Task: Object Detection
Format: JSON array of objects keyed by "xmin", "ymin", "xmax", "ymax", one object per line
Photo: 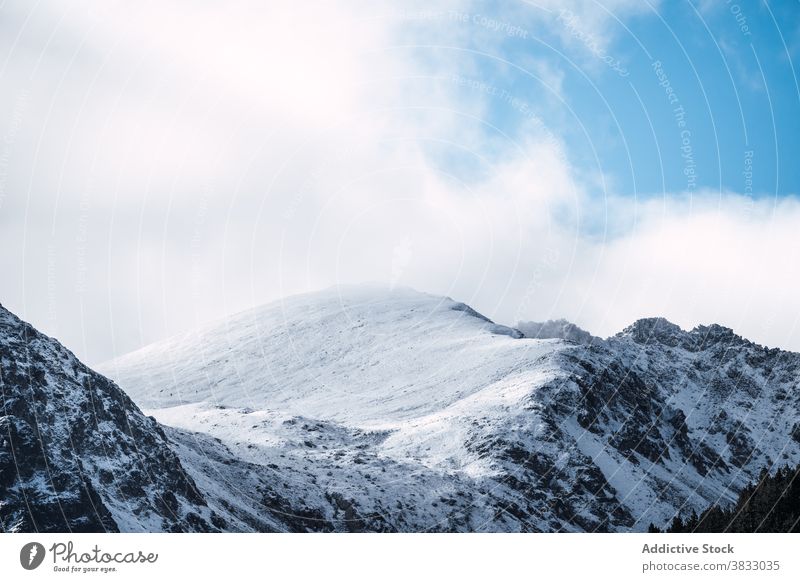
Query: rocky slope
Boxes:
[
  {"xmin": 99, "ymin": 287, "xmax": 800, "ymax": 532},
  {"xmin": 0, "ymin": 303, "xmax": 223, "ymax": 532}
]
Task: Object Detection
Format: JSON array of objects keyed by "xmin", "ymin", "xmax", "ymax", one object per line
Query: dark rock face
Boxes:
[
  {"xmin": 443, "ymin": 318, "xmax": 800, "ymax": 531},
  {"xmin": 616, "ymin": 317, "xmax": 685, "ymax": 347},
  {"xmin": 0, "ymin": 304, "xmax": 218, "ymax": 532}
]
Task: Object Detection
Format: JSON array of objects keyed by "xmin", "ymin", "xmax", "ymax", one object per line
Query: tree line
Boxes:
[{"xmin": 650, "ymin": 464, "xmax": 800, "ymax": 533}]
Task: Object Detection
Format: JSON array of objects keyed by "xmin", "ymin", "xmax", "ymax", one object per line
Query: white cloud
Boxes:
[
  {"xmin": 547, "ymin": 193, "xmax": 800, "ymax": 351},
  {"xmin": 1, "ymin": 0, "xmax": 797, "ymax": 364}
]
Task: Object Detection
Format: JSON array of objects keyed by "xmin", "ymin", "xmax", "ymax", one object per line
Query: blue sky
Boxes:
[
  {"xmin": 1, "ymin": 0, "xmax": 799, "ymax": 362},
  {"xmin": 413, "ymin": 1, "xmax": 800, "ymax": 202}
]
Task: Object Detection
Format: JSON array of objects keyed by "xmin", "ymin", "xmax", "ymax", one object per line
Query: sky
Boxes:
[{"xmin": 1, "ymin": 0, "xmax": 799, "ymax": 364}]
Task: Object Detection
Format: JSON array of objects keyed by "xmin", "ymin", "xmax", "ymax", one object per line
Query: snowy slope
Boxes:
[
  {"xmin": 99, "ymin": 285, "xmax": 539, "ymax": 425},
  {"xmin": 100, "ymin": 287, "xmax": 800, "ymax": 532}
]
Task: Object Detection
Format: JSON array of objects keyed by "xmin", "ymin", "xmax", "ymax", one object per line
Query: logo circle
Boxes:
[{"xmin": 20, "ymin": 542, "xmax": 46, "ymax": 570}]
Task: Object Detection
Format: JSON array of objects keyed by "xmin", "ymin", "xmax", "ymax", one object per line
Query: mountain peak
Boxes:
[
  {"xmin": 690, "ymin": 323, "xmax": 741, "ymax": 343},
  {"xmin": 614, "ymin": 318, "xmax": 773, "ymax": 353},
  {"xmin": 11, "ymin": 286, "xmax": 800, "ymax": 533},
  {"xmin": 617, "ymin": 317, "xmax": 685, "ymax": 346},
  {"xmin": 99, "ymin": 285, "xmax": 532, "ymax": 418},
  {"xmin": 104, "ymin": 288, "xmax": 800, "ymax": 533}
]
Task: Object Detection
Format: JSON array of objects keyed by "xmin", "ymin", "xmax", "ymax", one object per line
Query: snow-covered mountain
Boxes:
[{"xmin": 98, "ymin": 286, "xmax": 800, "ymax": 532}]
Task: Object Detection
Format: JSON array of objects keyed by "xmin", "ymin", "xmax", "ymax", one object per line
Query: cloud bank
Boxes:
[{"xmin": 0, "ymin": 0, "xmax": 797, "ymax": 362}]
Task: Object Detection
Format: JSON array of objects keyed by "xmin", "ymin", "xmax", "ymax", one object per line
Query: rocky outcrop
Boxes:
[
  {"xmin": 0, "ymin": 304, "xmax": 220, "ymax": 532},
  {"xmin": 517, "ymin": 318, "xmax": 599, "ymax": 344}
]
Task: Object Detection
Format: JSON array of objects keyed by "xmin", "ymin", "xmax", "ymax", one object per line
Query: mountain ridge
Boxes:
[
  {"xmin": 98, "ymin": 285, "xmax": 791, "ymax": 367},
  {"xmin": 98, "ymin": 285, "xmax": 800, "ymax": 532},
  {"xmin": 3, "ymin": 286, "xmax": 798, "ymax": 532}
]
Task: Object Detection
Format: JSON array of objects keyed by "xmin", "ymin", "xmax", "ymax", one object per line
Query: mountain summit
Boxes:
[
  {"xmin": 97, "ymin": 286, "xmax": 800, "ymax": 532},
  {"xmin": 1, "ymin": 286, "xmax": 796, "ymax": 533}
]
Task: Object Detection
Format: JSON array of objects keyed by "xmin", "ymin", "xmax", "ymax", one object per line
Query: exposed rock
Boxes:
[{"xmin": 0, "ymin": 304, "xmax": 219, "ymax": 532}]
